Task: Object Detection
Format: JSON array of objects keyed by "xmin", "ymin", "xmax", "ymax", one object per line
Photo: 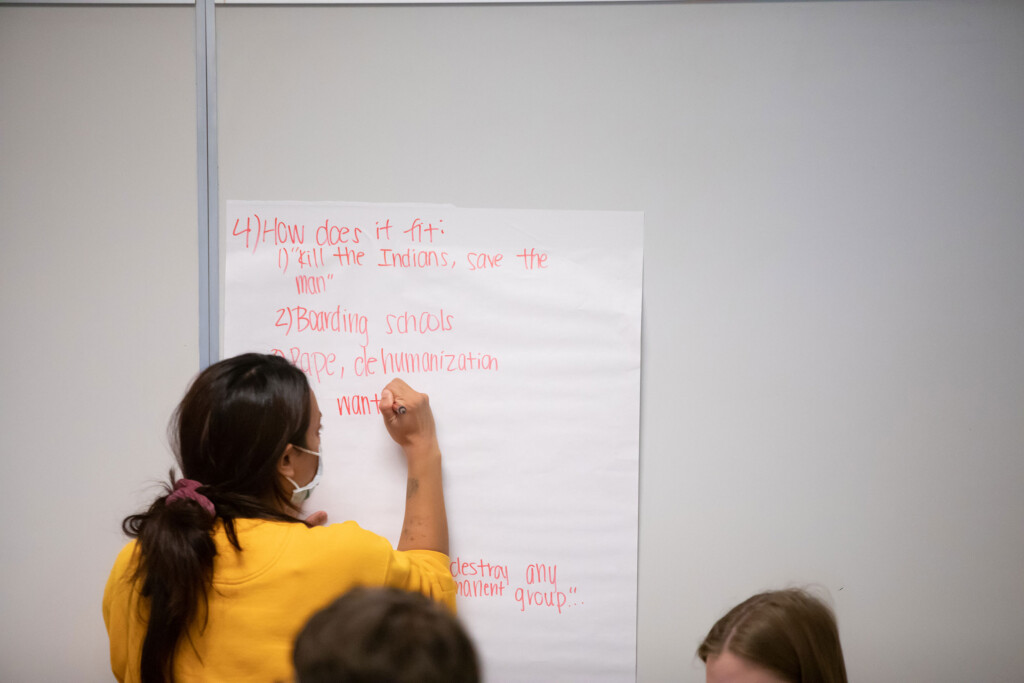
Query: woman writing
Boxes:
[{"xmin": 103, "ymin": 353, "xmax": 453, "ymax": 682}]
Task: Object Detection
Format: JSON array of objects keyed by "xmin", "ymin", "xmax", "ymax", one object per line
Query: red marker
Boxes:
[{"xmin": 395, "ymin": 405, "xmax": 407, "ymax": 415}]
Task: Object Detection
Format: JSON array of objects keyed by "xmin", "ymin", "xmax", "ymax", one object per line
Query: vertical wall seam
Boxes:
[
  {"xmin": 204, "ymin": 0, "xmax": 219, "ymax": 368},
  {"xmin": 196, "ymin": 0, "xmax": 218, "ymax": 370}
]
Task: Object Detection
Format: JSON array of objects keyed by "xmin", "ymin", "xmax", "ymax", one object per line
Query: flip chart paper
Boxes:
[{"xmin": 224, "ymin": 200, "xmax": 643, "ymax": 682}]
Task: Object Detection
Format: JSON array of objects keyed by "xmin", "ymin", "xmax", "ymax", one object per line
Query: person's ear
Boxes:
[{"xmin": 277, "ymin": 445, "xmax": 298, "ymax": 480}]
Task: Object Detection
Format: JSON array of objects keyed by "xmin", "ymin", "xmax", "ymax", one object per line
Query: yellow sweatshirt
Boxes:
[{"xmin": 103, "ymin": 518, "xmax": 456, "ymax": 683}]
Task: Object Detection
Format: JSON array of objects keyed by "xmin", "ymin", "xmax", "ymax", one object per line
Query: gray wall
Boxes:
[
  {"xmin": 3, "ymin": 1, "xmax": 1024, "ymax": 681},
  {"xmin": 0, "ymin": 7, "xmax": 198, "ymax": 681}
]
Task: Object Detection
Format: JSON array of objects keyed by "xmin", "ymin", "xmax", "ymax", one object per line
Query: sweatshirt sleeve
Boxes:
[
  {"xmin": 384, "ymin": 548, "xmax": 458, "ymax": 612},
  {"xmin": 303, "ymin": 521, "xmax": 458, "ymax": 612}
]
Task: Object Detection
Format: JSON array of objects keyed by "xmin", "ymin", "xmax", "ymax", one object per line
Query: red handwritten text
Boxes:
[
  {"xmin": 295, "ymin": 273, "xmax": 333, "ymax": 295},
  {"xmin": 352, "ymin": 346, "xmax": 379, "ymax": 377},
  {"xmin": 466, "ymin": 251, "xmax": 503, "ymax": 271},
  {"xmin": 232, "ymin": 215, "xmax": 305, "ymax": 253},
  {"xmin": 315, "ymin": 220, "xmax": 364, "ymax": 246},
  {"xmin": 513, "ymin": 563, "xmax": 580, "ymax": 614},
  {"xmin": 274, "ymin": 305, "xmax": 368, "ymax": 345},
  {"xmin": 516, "ymin": 248, "xmax": 549, "ymax": 270},
  {"xmin": 377, "ymin": 348, "xmax": 498, "ymax": 374},
  {"xmin": 332, "ymin": 245, "xmax": 366, "ymax": 267},
  {"xmin": 270, "ymin": 347, "xmax": 341, "ymax": 383},
  {"xmin": 404, "ymin": 218, "xmax": 443, "ymax": 243},
  {"xmin": 336, "ymin": 393, "xmax": 382, "ymax": 416},
  {"xmin": 450, "ymin": 557, "xmax": 509, "ymax": 598},
  {"xmin": 377, "ymin": 248, "xmax": 452, "ymax": 269},
  {"xmin": 384, "ymin": 310, "xmax": 454, "ymax": 336}
]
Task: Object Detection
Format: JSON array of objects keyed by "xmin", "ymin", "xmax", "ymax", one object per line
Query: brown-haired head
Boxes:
[
  {"xmin": 171, "ymin": 351, "xmax": 312, "ymax": 513},
  {"xmin": 698, "ymin": 589, "xmax": 848, "ymax": 683},
  {"xmin": 294, "ymin": 586, "xmax": 480, "ymax": 683}
]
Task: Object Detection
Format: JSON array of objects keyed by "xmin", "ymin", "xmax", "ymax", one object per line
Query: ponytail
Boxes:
[
  {"xmin": 122, "ymin": 476, "xmax": 305, "ymax": 682},
  {"xmin": 122, "ymin": 475, "xmax": 304, "ymax": 682},
  {"xmin": 122, "ymin": 477, "xmax": 217, "ymax": 683}
]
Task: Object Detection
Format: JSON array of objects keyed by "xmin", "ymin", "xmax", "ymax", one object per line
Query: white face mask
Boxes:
[{"xmin": 286, "ymin": 445, "xmax": 323, "ymax": 507}]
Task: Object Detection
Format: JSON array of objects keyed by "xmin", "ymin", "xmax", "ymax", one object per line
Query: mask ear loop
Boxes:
[{"xmin": 287, "ymin": 446, "xmax": 324, "ymax": 502}]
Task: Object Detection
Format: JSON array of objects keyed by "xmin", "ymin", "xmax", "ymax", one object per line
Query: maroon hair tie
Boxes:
[{"xmin": 166, "ymin": 479, "xmax": 216, "ymax": 518}]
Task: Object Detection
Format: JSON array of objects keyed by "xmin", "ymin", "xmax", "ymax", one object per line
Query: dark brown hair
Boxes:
[
  {"xmin": 293, "ymin": 587, "xmax": 480, "ymax": 683},
  {"xmin": 121, "ymin": 353, "xmax": 313, "ymax": 683},
  {"xmin": 698, "ymin": 588, "xmax": 848, "ymax": 683}
]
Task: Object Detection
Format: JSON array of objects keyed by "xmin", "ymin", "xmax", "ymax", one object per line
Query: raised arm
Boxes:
[{"xmin": 379, "ymin": 379, "xmax": 449, "ymax": 555}]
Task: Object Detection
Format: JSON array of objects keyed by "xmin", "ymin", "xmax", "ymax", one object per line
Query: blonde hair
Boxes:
[{"xmin": 697, "ymin": 589, "xmax": 848, "ymax": 683}]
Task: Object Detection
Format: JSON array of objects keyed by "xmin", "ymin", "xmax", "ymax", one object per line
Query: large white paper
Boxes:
[{"xmin": 224, "ymin": 200, "xmax": 643, "ymax": 682}]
